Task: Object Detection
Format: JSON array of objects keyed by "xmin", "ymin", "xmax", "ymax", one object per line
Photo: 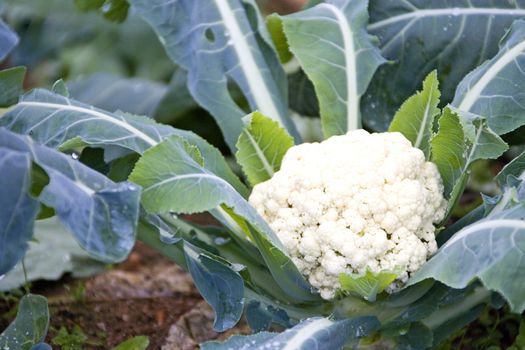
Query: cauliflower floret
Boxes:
[{"xmin": 249, "ymin": 130, "xmax": 447, "ymax": 300}]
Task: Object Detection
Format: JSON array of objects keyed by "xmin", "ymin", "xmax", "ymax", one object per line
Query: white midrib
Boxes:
[
  {"xmin": 368, "ymin": 8, "xmax": 525, "ymax": 31},
  {"xmin": 281, "ymin": 318, "xmax": 334, "ymax": 350},
  {"xmin": 214, "ymin": 0, "xmax": 283, "ymax": 124},
  {"xmin": 142, "ymin": 173, "xmax": 231, "ymax": 193},
  {"xmin": 444, "ymin": 219, "xmax": 525, "ymax": 247},
  {"xmin": 320, "ymin": 3, "xmax": 359, "ymax": 131},
  {"xmin": 414, "ymin": 81, "xmax": 436, "ymax": 149},
  {"xmin": 458, "ymin": 40, "xmax": 525, "ymax": 111},
  {"xmin": 243, "ymin": 129, "xmax": 274, "ymax": 178},
  {"xmin": 19, "ymin": 101, "xmax": 158, "ymax": 147}
]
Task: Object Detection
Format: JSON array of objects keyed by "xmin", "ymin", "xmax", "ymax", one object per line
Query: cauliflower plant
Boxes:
[{"xmin": 249, "ymin": 130, "xmax": 447, "ymax": 299}]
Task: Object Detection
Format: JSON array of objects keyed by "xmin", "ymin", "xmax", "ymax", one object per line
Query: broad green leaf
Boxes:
[
  {"xmin": 68, "ymin": 73, "xmax": 167, "ymax": 117},
  {"xmin": 244, "ymin": 221, "xmax": 319, "ymax": 302},
  {"xmin": 430, "ymin": 303, "xmax": 484, "ymax": 346},
  {"xmin": 154, "ymin": 69, "xmax": 200, "ymax": 123},
  {"xmin": 431, "ymin": 107, "xmax": 508, "ymax": 221},
  {"xmin": 201, "ymin": 332, "xmax": 276, "ymax": 350},
  {"xmin": 288, "ymin": 70, "xmax": 319, "ymax": 117},
  {"xmin": 266, "ymin": 14, "xmax": 293, "ymax": 64},
  {"xmin": 339, "ymin": 269, "xmax": 398, "ymax": 302},
  {"xmin": 387, "ymin": 322, "xmax": 433, "ymax": 350},
  {"xmin": 129, "ymin": 135, "xmax": 318, "ymax": 301},
  {"xmin": 0, "ymin": 89, "xmax": 248, "ymax": 197},
  {"xmin": 452, "ymin": 20, "xmax": 525, "ymax": 135},
  {"xmin": 409, "ymin": 201, "xmax": 525, "ymax": 312},
  {"xmin": 203, "ymin": 317, "xmax": 380, "ymax": 350},
  {"xmin": 130, "ymin": 0, "xmax": 300, "ymax": 150},
  {"xmin": 0, "ymin": 19, "xmax": 18, "ymax": 61},
  {"xmin": 495, "ymin": 149, "xmax": 525, "ymax": 186},
  {"xmin": 453, "ymin": 20, "xmax": 525, "ymax": 135},
  {"xmin": 0, "ymin": 217, "xmax": 105, "ymax": 291},
  {"xmin": 364, "ymin": 2, "xmax": 525, "ymax": 131},
  {"xmin": 437, "ymin": 206, "xmax": 485, "ymax": 247},
  {"xmin": 0, "ymin": 128, "xmax": 141, "ymax": 263},
  {"xmin": 388, "ymin": 70, "xmax": 440, "ymax": 158},
  {"xmin": 111, "ymin": 336, "xmax": 149, "ymax": 350},
  {"xmin": 430, "ymin": 108, "xmax": 466, "ymax": 196},
  {"xmin": 245, "ymin": 300, "xmax": 291, "ymax": 332},
  {"xmin": 236, "ymin": 111, "xmax": 294, "ymax": 186},
  {"xmin": 0, "ymin": 147, "xmax": 40, "ymax": 275},
  {"xmin": 184, "ymin": 242, "xmax": 244, "ymax": 332},
  {"xmin": 0, "ymin": 295, "xmax": 49, "ymax": 350},
  {"xmin": 383, "ymin": 283, "xmax": 479, "ymax": 330},
  {"xmin": 0, "ymin": 66, "xmax": 26, "ymax": 107},
  {"xmin": 281, "ymin": 0, "xmax": 385, "ymax": 136}
]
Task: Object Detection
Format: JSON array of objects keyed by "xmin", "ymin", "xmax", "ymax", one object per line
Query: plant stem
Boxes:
[{"xmin": 421, "ymin": 287, "xmax": 491, "ymax": 330}]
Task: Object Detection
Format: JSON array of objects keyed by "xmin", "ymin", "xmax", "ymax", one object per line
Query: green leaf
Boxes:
[
  {"xmin": 130, "ymin": 0, "xmax": 300, "ymax": 150},
  {"xmin": 0, "ymin": 67, "xmax": 26, "ymax": 107},
  {"xmin": 430, "ymin": 107, "xmax": 508, "ymax": 221},
  {"xmin": 51, "ymin": 79, "xmax": 69, "ymax": 97},
  {"xmin": 51, "ymin": 326, "xmax": 88, "ymax": 350},
  {"xmin": 68, "ymin": 73, "xmax": 167, "ymax": 117},
  {"xmin": 0, "ymin": 147, "xmax": 40, "ymax": 275},
  {"xmin": 339, "ymin": 269, "xmax": 399, "ymax": 302},
  {"xmin": 364, "ymin": 2, "xmax": 525, "ymax": 131},
  {"xmin": 111, "ymin": 336, "xmax": 149, "ymax": 350},
  {"xmin": 288, "ymin": 70, "xmax": 319, "ymax": 117},
  {"xmin": 0, "ymin": 19, "xmax": 18, "ymax": 61},
  {"xmin": 0, "ymin": 295, "xmax": 49, "ymax": 350},
  {"xmin": 202, "ymin": 317, "xmax": 380, "ymax": 350},
  {"xmin": 201, "ymin": 332, "xmax": 276, "ymax": 350},
  {"xmin": 245, "ymin": 300, "xmax": 291, "ymax": 332},
  {"xmin": 409, "ymin": 199, "xmax": 525, "ymax": 313},
  {"xmin": 0, "ymin": 128, "xmax": 141, "ymax": 263},
  {"xmin": 388, "ymin": 70, "xmax": 440, "ymax": 158},
  {"xmin": 236, "ymin": 111, "xmax": 294, "ymax": 186},
  {"xmin": 266, "ymin": 14, "xmax": 293, "ymax": 64},
  {"xmin": 430, "ymin": 108, "xmax": 466, "ymax": 197},
  {"xmin": 129, "ymin": 135, "xmax": 317, "ymax": 301},
  {"xmin": 495, "ymin": 149, "xmax": 525, "ymax": 186},
  {"xmin": 184, "ymin": 242, "xmax": 244, "ymax": 332},
  {"xmin": 0, "ymin": 89, "xmax": 249, "ymax": 197},
  {"xmin": 395, "ymin": 322, "xmax": 433, "ymax": 350},
  {"xmin": 453, "ymin": 20, "xmax": 525, "ymax": 135},
  {"xmin": 281, "ymin": 0, "xmax": 385, "ymax": 136},
  {"xmin": 0, "ymin": 217, "xmax": 105, "ymax": 291},
  {"xmin": 154, "ymin": 69, "xmax": 200, "ymax": 123}
]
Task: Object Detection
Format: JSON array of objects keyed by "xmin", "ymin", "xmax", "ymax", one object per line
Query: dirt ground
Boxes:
[{"xmin": 0, "ymin": 241, "xmax": 250, "ymax": 349}]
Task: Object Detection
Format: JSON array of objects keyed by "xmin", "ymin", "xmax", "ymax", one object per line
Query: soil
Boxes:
[{"xmin": 0, "ymin": 215, "xmax": 250, "ymax": 349}]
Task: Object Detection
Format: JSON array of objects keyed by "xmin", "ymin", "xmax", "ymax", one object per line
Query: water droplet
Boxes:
[
  {"xmin": 443, "ymin": 27, "xmax": 448, "ymax": 32},
  {"xmin": 0, "ymin": 274, "xmax": 4, "ymax": 281},
  {"xmin": 451, "ymin": 7, "xmax": 460, "ymax": 16},
  {"xmin": 71, "ymin": 152, "xmax": 79, "ymax": 160},
  {"xmin": 227, "ymin": 39, "xmax": 233, "ymax": 45},
  {"xmin": 214, "ymin": 237, "xmax": 230, "ymax": 245}
]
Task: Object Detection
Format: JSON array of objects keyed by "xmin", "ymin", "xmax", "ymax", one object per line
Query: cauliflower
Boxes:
[{"xmin": 248, "ymin": 130, "xmax": 447, "ymax": 299}]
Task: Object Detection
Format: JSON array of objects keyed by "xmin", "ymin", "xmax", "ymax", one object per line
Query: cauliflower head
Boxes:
[{"xmin": 249, "ymin": 130, "xmax": 447, "ymax": 299}]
